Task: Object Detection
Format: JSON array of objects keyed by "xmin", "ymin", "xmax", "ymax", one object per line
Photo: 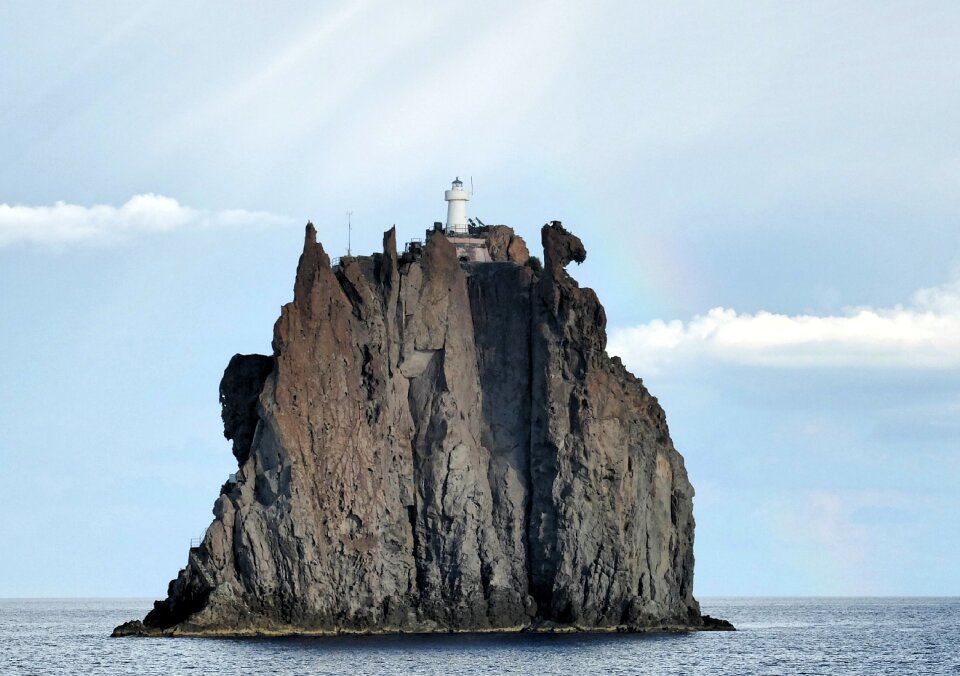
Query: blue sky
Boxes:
[{"xmin": 1, "ymin": 1, "xmax": 957, "ymax": 597}]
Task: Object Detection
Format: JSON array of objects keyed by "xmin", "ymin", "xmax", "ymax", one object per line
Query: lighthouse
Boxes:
[{"xmin": 444, "ymin": 177, "xmax": 469, "ymax": 235}]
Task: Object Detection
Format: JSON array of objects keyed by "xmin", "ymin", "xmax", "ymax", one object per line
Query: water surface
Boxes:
[{"xmin": 1, "ymin": 597, "xmax": 957, "ymax": 674}]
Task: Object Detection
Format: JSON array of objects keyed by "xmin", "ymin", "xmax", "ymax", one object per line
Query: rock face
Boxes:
[
  {"xmin": 116, "ymin": 222, "xmax": 719, "ymax": 636},
  {"xmin": 484, "ymin": 225, "xmax": 530, "ymax": 264}
]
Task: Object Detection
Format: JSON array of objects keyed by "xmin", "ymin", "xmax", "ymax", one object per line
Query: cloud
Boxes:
[
  {"xmin": 609, "ymin": 277, "xmax": 960, "ymax": 373},
  {"xmin": 759, "ymin": 489, "xmax": 958, "ymax": 594},
  {"xmin": 0, "ymin": 194, "xmax": 294, "ymax": 247},
  {"xmin": 757, "ymin": 490, "xmax": 877, "ymax": 593}
]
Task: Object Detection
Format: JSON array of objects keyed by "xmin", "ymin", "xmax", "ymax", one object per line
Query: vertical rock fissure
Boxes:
[
  {"xmin": 523, "ymin": 274, "xmax": 539, "ymax": 620},
  {"xmin": 406, "ymin": 504, "xmax": 420, "ymax": 598}
]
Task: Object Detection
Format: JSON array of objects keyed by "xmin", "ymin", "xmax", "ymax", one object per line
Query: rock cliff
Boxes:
[{"xmin": 114, "ymin": 222, "xmax": 724, "ymax": 636}]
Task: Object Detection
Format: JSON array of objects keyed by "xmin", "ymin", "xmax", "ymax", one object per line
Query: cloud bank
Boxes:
[
  {"xmin": 609, "ymin": 278, "xmax": 960, "ymax": 372},
  {"xmin": 0, "ymin": 194, "xmax": 293, "ymax": 247}
]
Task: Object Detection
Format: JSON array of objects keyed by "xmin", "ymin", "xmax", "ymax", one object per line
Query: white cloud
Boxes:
[
  {"xmin": 0, "ymin": 194, "xmax": 293, "ymax": 247},
  {"xmin": 609, "ymin": 278, "xmax": 960, "ymax": 372},
  {"xmin": 756, "ymin": 491, "xmax": 882, "ymax": 594},
  {"xmin": 759, "ymin": 489, "xmax": 958, "ymax": 595}
]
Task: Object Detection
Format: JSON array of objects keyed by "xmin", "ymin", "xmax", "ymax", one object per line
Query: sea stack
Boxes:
[{"xmin": 114, "ymin": 217, "xmax": 725, "ymax": 636}]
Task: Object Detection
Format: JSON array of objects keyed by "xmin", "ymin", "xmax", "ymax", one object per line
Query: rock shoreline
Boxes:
[{"xmin": 113, "ymin": 619, "xmax": 734, "ymax": 638}]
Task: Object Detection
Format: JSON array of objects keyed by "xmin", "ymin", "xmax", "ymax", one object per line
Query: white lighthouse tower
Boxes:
[{"xmin": 444, "ymin": 177, "xmax": 470, "ymax": 235}]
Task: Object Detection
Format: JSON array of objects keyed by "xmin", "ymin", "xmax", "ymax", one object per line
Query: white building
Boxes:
[
  {"xmin": 441, "ymin": 177, "xmax": 491, "ymax": 262},
  {"xmin": 444, "ymin": 177, "xmax": 470, "ymax": 235}
]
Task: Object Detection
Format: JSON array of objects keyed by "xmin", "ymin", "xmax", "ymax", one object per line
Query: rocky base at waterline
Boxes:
[
  {"xmin": 114, "ymin": 222, "xmax": 732, "ymax": 637},
  {"xmin": 112, "ymin": 618, "xmax": 732, "ymax": 637}
]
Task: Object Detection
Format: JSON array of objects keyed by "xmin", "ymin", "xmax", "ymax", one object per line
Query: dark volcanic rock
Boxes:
[
  {"xmin": 110, "ymin": 620, "xmax": 145, "ymax": 637},
  {"xmin": 702, "ymin": 615, "xmax": 736, "ymax": 630},
  {"xmin": 115, "ymin": 221, "xmax": 721, "ymax": 636},
  {"xmin": 220, "ymin": 354, "xmax": 274, "ymax": 465}
]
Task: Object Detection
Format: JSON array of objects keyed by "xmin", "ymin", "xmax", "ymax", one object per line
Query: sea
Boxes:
[{"xmin": 1, "ymin": 598, "xmax": 957, "ymax": 675}]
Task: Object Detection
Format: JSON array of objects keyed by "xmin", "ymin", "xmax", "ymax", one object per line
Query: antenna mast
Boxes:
[{"xmin": 346, "ymin": 210, "xmax": 353, "ymax": 257}]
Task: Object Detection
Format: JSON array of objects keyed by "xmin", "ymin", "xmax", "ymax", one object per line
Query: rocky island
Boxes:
[{"xmin": 113, "ymin": 216, "xmax": 731, "ymax": 636}]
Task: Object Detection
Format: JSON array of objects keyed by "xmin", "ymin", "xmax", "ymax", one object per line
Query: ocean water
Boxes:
[{"xmin": 1, "ymin": 598, "xmax": 957, "ymax": 675}]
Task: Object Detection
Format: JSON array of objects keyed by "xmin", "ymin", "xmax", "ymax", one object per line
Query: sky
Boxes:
[{"xmin": 1, "ymin": 1, "xmax": 958, "ymax": 598}]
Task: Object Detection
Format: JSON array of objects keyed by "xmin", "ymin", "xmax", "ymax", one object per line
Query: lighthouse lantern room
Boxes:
[{"xmin": 444, "ymin": 177, "xmax": 470, "ymax": 235}]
